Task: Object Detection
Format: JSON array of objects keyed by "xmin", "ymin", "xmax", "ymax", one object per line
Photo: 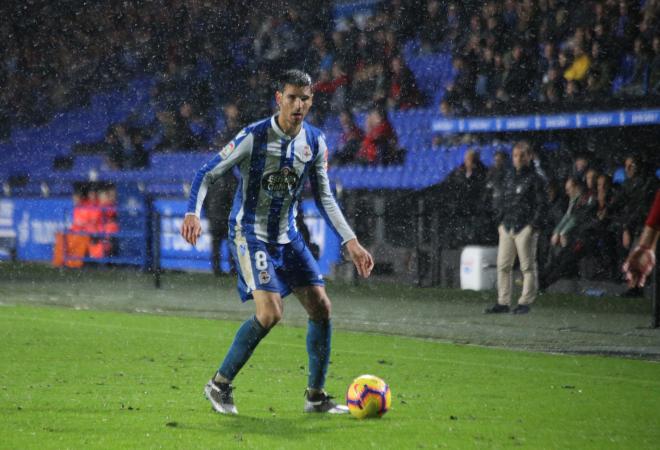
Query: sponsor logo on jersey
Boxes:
[
  {"xmin": 258, "ymin": 270, "xmax": 271, "ymax": 284},
  {"xmin": 261, "ymin": 166, "xmax": 299, "ymax": 198},
  {"xmin": 220, "ymin": 141, "xmax": 235, "ymax": 159}
]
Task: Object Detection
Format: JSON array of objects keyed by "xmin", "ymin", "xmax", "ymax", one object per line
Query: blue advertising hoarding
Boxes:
[
  {"xmin": 1, "ymin": 187, "xmax": 148, "ymax": 265},
  {"xmin": 1, "ymin": 194, "xmax": 342, "ymax": 275},
  {"xmin": 153, "ymin": 198, "xmax": 341, "ymax": 275},
  {"xmin": 0, "ymin": 197, "xmax": 72, "ymax": 262},
  {"xmin": 431, "ymin": 108, "xmax": 660, "ymax": 134}
]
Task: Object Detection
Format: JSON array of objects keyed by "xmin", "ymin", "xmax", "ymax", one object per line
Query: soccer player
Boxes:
[{"xmin": 180, "ymin": 70, "xmax": 374, "ymax": 415}]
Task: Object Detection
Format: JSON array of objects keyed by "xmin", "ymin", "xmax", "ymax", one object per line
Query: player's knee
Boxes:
[
  {"xmin": 256, "ymin": 309, "xmax": 281, "ymax": 329},
  {"xmin": 309, "ymin": 296, "xmax": 331, "ymax": 321},
  {"xmin": 256, "ymin": 299, "xmax": 283, "ymax": 329}
]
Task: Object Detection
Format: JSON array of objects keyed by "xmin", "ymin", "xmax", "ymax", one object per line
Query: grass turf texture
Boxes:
[{"xmin": 1, "ymin": 304, "xmax": 659, "ymax": 449}]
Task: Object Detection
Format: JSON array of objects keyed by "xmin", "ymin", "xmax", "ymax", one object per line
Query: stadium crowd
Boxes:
[
  {"xmin": 436, "ymin": 144, "xmax": 657, "ymax": 294},
  {"xmin": 438, "ymin": 0, "xmax": 660, "ymax": 116},
  {"xmin": 2, "ymin": 0, "xmax": 658, "ymax": 290},
  {"xmin": 2, "ymin": 0, "xmax": 658, "ymax": 141}
]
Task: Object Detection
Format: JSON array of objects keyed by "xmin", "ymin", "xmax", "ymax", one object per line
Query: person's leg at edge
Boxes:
[
  {"xmin": 496, "ymin": 225, "xmax": 517, "ymax": 306},
  {"xmin": 294, "ymin": 285, "xmax": 332, "ymax": 394},
  {"xmin": 514, "ymin": 225, "xmax": 539, "ymax": 306},
  {"xmin": 214, "ymin": 291, "xmax": 283, "ymax": 384}
]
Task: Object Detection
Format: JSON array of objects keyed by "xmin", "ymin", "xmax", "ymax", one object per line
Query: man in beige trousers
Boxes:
[{"xmin": 486, "ymin": 142, "xmax": 546, "ymax": 314}]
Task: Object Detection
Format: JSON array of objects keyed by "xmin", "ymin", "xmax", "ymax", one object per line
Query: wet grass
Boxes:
[{"xmin": 1, "ymin": 304, "xmax": 659, "ymax": 449}]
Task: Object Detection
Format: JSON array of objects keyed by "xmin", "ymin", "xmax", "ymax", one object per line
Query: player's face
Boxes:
[{"xmin": 276, "ymin": 84, "xmax": 313, "ymax": 132}]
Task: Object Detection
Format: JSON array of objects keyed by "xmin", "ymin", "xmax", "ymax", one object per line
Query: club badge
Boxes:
[{"xmin": 259, "ymin": 270, "xmax": 271, "ymax": 284}]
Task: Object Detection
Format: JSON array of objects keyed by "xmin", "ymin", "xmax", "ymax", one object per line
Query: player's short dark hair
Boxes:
[{"xmin": 276, "ymin": 69, "xmax": 313, "ymax": 92}]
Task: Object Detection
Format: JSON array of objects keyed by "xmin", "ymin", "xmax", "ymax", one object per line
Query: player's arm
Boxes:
[
  {"xmin": 181, "ymin": 130, "xmax": 252, "ymax": 246},
  {"xmin": 622, "ymin": 189, "xmax": 660, "ymax": 287},
  {"xmin": 309, "ymin": 135, "xmax": 374, "ymax": 278}
]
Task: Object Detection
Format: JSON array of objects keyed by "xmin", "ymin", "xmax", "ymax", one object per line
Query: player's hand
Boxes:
[
  {"xmin": 180, "ymin": 214, "xmax": 202, "ymax": 246},
  {"xmin": 550, "ymin": 233, "xmax": 559, "ymax": 246},
  {"xmin": 622, "ymin": 246, "xmax": 656, "ymax": 288},
  {"xmin": 559, "ymin": 234, "xmax": 568, "ymax": 248},
  {"xmin": 345, "ymin": 239, "xmax": 374, "ymax": 278}
]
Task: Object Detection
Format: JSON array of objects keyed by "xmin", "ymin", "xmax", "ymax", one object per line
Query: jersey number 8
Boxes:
[{"xmin": 255, "ymin": 251, "xmax": 268, "ymax": 270}]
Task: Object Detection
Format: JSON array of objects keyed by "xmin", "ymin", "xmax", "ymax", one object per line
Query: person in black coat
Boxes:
[{"xmin": 486, "ymin": 141, "xmax": 546, "ymax": 315}]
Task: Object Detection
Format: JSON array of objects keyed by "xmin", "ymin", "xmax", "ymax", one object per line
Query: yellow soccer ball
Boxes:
[{"xmin": 346, "ymin": 374, "xmax": 391, "ymax": 419}]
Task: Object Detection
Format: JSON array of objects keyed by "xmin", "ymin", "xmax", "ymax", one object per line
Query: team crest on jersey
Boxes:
[
  {"xmin": 220, "ymin": 141, "xmax": 235, "ymax": 159},
  {"xmin": 262, "ymin": 166, "xmax": 299, "ymax": 198},
  {"xmin": 239, "ymin": 243, "xmax": 247, "ymax": 256},
  {"xmin": 258, "ymin": 270, "xmax": 271, "ymax": 284},
  {"xmin": 298, "ymin": 145, "xmax": 313, "ymax": 163}
]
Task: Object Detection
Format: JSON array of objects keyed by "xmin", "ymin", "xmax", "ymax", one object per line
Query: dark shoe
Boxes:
[
  {"xmin": 204, "ymin": 380, "xmax": 238, "ymax": 415},
  {"xmin": 303, "ymin": 389, "xmax": 349, "ymax": 414},
  {"xmin": 512, "ymin": 304, "xmax": 530, "ymax": 314},
  {"xmin": 484, "ymin": 304, "xmax": 510, "ymax": 314}
]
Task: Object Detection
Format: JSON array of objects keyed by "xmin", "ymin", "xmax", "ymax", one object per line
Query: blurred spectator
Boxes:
[
  {"xmin": 56, "ymin": 182, "xmax": 118, "ymax": 267},
  {"xmin": 538, "ymin": 178, "xmax": 568, "ymax": 269},
  {"xmin": 214, "ymin": 103, "xmax": 243, "ymax": 148},
  {"xmin": 585, "ymin": 41, "xmax": 614, "ymax": 98},
  {"xmin": 611, "ymin": 155, "xmax": 658, "ymax": 257},
  {"xmin": 539, "ymin": 176, "xmax": 597, "ymax": 291},
  {"xmin": 204, "ymin": 172, "xmax": 237, "ymax": 276},
  {"xmin": 386, "ymin": 55, "xmax": 425, "ymax": 110},
  {"xmin": 445, "ymin": 149, "xmax": 489, "ymax": 245},
  {"xmin": 572, "ymin": 153, "xmax": 591, "ymax": 184},
  {"xmin": 483, "ymin": 150, "xmax": 509, "ymax": 214},
  {"xmin": 504, "ymin": 43, "xmax": 532, "ymax": 105},
  {"xmin": 590, "ymin": 173, "xmax": 619, "ymax": 279},
  {"xmin": 356, "ymin": 106, "xmax": 403, "ymax": 165},
  {"xmin": 312, "ymin": 63, "xmax": 350, "ymax": 122},
  {"xmin": 107, "ymin": 124, "xmax": 149, "ymax": 170},
  {"xmin": 584, "ymin": 168, "xmax": 600, "ymax": 203},
  {"xmin": 153, "ymin": 102, "xmax": 206, "ymax": 152},
  {"xmin": 564, "ymin": 46, "xmax": 591, "ymax": 83},
  {"xmin": 333, "ymin": 110, "xmax": 365, "ymax": 165},
  {"xmin": 619, "ymin": 38, "xmax": 651, "ymax": 97},
  {"xmin": 650, "ymin": 35, "xmax": 660, "ymax": 94},
  {"xmin": 486, "ymin": 141, "xmax": 546, "ymax": 314},
  {"xmin": 350, "ymin": 36, "xmax": 387, "ymax": 110},
  {"xmin": 238, "ymin": 70, "xmax": 273, "ymax": 123},
  {"xmin": 444, "ymin": 56, "xmax": 476, "ymax": 114},
  {"xmin": 419, "ymin": 1, "xmax": 445, "ymax": 53}
]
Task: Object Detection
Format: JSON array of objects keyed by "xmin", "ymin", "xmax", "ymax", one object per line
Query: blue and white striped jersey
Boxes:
[{"xmin": 186, "ymin": 115, "xmax": 356, "ymax": 245}]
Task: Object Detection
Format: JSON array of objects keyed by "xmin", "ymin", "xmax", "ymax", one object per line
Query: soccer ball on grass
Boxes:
[{"xmin": 346, "ymin": 374, "xmax": 391, "ymax": 419}]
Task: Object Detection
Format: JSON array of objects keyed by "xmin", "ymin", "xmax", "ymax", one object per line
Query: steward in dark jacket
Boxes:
[{"xmin": 497, "ymin": 164, "xmax": 546, "ymax": 233}]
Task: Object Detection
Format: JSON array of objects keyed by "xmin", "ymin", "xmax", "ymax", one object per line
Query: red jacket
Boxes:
[
  {"xmin": 357, "ymin": 121, "xmax": 396, "ymax": 163},
  {"xmin": 645, "ymin": 189, "xmax": 660, "ymax": 230}
]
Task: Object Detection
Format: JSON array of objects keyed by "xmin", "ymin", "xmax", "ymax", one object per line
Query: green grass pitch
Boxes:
[{"xmin": 1, "ymin": 303, "xmax": 659, "ymax": 449}]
